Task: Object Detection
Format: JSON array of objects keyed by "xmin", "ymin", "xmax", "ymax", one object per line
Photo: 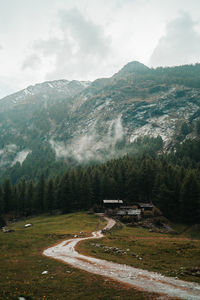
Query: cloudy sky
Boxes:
[{"xmin": 0, "ymin": 0, "xmax": 200, "ymax": 98}]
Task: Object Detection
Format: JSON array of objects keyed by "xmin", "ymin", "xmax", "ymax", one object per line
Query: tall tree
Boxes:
[
  {"xmin": 0, "ymin": 185, "xmax": 4, "ymax": 215},
  {"xmin": 45, "ymin": 179, "xmax": 55, "ymax": 213},
  {"xmin": 35, "ymin": 174, "xmax": 45, "ymax": 212},
  {"xmin": 0, "ymin": 184, "xmax": 5, "ymax": 227},
  {"xmin": 180, "ymin": 170, "xmax": 200, "ymax": 223},
  {"xmin": 138, "ymin": 157, "xmax": 156, "ymax": 202},
  {"xmin": 58, "ymin": 173, "xmax": 72, "ymax": 213},
  {"xmin": 125, "ymin": 168, "xmax": 139, "ymax": 204},
  {"xmin": 3, "ymin": 179, "xmax": 13, "ymax": 213},
  {"xmin": 18, "ymin": 180, "xmax": 26, "ymax": 213},
  {"xmin": 26, "ymin": 181, "xmax": 34, "ymax": 214}
]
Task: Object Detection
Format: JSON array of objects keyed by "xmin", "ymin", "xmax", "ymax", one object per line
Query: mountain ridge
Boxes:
[
  {"xmin": 0, "ymin": 79, "xmax": 91, "ymax": 112},
  {"xmin": 0, "ymin": 61, "xmax": 200, "ymax": 181}
]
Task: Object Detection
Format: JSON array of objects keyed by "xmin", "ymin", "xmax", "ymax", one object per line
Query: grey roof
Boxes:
[
  {"xmin": 138, "ymin": 203, "xmax": 154, "ymax": 208},
  {"xmin": 127, "ymin": 209, "xmax": 141, "ymax": 215},
  {"xmin": 120, "ymin": 206, "xmax": 135, "ymax": 209},
  {"xmin": 117, "ymin": 210, "xmax": 126, "ymax": 215},
  {"xmin": 117, "ymin": 208, "xmax": 141, "ymax": 216},
  {"xmin": 103, "ymin": 200, "xmax": 123, "ymax": 204}
]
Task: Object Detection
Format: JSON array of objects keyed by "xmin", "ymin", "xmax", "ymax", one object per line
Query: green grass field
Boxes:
[
  {"xmin": 0, "ymin": 213, "xmax": 158, "ymax": 300},
  {"xmin": 79, "ymin": 221, "xmax": 200, "ymax": 284}
]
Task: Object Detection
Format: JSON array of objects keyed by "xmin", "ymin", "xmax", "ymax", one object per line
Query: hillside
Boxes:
[{"xmin": 1, "ymin": 62, "xmax": 200, "ymax": 181}]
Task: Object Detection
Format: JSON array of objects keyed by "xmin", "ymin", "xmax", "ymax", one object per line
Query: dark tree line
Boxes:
[{"xmin": 0, "ymin": 139, "xmax": 200, "ymax": 225}]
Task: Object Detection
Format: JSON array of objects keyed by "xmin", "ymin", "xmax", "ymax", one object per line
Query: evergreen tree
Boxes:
[
  {"xmin": 79, "ymin": 174, "xmax": 92, "ymax": 210},
  {"xmin": 125, "ymin": 168, "xmax": 139, "ymax": 204},
  {"xmin": 91, "ymin": 170, "xmax": 101, "ymax": 205},
  {"xmin": 1, "ymin": 136, "xmax": 200, "ymax": 224},
  {"xmin": 100, "ymin": 174, "xmax": 111, "ymax": 200},
  {"xmin": 45, "ymin": 179, "xmax": 55, "ymax": 213},
  {"xmin": 58, "ymin": 173, "xmax": 72, "ymax": 213},
  {"xmin": 180, "ymin": 170, "xmax": 200, "ymax": 223},
  {"xmin": 0, "ymin": 185, "xmax": 4, "ymax": 215},
  {"xmin": 0, "ymin": 185, "xmax": 5, "ymax": 226},
  {"xmin": 138, "ymin": 158, "xmax": 156, "ymax": 202},
  {"xmin": 3, "ymin": 179, "xmax": 13, "ymax": 213},
  {"xmin": 18, "ymin": 180, "xmax": 26, "ymax": 213},
  {"xmin": 26, "ymin": 181, "xmax": 34, "ymax": 214},
  {"xmin": 54, "ymin": 175, "xmax": 61, "ymax": 209},
  {"xmin": 35, "ymin": 174, "xmax": 45, "ymax": 212},
  {"xmin": 155, "ymin": 182, "xmax": 174, "ymax": 218},
  {"xmin": 196, "ymin": 120, "xmax": 200, "ymax": 136}
]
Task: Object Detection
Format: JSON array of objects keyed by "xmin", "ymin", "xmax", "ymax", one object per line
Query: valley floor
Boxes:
[
  {"xmin": 44, "ymin": 215, "xmax": 200, "ymax": 300},
  {"xmin": 0, "ymin": 212, "xmax": 159, "ymax": 299}
]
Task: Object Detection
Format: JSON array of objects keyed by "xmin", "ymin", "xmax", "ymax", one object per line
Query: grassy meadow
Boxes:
[
  {"xmin": 0, "ymin": 213, "xmax": 158, "ymax": 300},
  {"xmin": 78, "ymin": 221, "xmax": 200, "ymax": 284}
]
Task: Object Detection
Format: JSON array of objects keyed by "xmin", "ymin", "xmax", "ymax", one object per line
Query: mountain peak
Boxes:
[
  {"xmin": 114, "ymin": 61, "xmax": 149, "ymax": 78},
  {"xmin": 123, "ymin": 61, "xmax": 149, "ymax": 71}
]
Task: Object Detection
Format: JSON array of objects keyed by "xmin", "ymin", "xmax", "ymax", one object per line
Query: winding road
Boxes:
[{"xmin": 43, "ymin": 215, "xmax": 200, "ymax": 300}]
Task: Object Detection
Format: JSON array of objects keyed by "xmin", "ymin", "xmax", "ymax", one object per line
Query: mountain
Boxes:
[
  {"xmin": 1, "ymin": 61, "xmax": 200, "ymax": 182},
  {"xmin": 113, "ymin": 61, "xmax": 150, "ymax": 78},
  {"xmin": 0, "ymin": 79, "xmax": 91, "ymax": 112}
]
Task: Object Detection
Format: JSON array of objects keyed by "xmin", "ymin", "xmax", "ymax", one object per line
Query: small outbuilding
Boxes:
[
  {"xmin": 103, "ymin": 200, "xmax": 123, "ymax": 208},
  {"xmin": 117, "ymin": 207, "xmax": 142, "ymax": 221},
  {"xmin": 136, "ymin": 203, "xmax": 155, "ymax": 218},
  {"xmin": 103, "ymin": 200, "xmax": 123, "ymax": 215},
  {"xmin": 137, "ymin": 203, "xmax": 154, "ymax": 211},
  {"xmin": 103, "ymin": 200, "xmax": 156, "ymax": 220}
]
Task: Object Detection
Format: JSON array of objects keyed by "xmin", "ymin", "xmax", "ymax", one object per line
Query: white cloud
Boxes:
[
  {"xmin": 21, "ymin": 54, "xmax": 41, "ymax": 70},
  {"xmin": 150, "ymin": 12, "xmax": 200, "ymax": 67},
  {"xmin": 1, "ymin": 1, "xmax": 200, "ymax": 98},
  {"xmin": 26, "ymin": 8, "xmax": 112, "ymax": 81},
  {"xmin": 0, "ymin": 77, "xmax": 16, "ymax": 99}
]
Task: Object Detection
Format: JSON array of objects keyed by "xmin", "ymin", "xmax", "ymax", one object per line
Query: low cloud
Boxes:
[
  {"xmin": 150, "ymin": 12, "xmax": 200, "ymax": 67},
  {"xmin": 114, "ymin": 0, "xmax": 137, "ymax": 7},
  {"xmin": 0, "ymin": 78, "xmax": 16, "ymax": 99},
  {"xmin": 21, "ymin": 54, "xmax": 41, "ymax": 70},
  {"xmin": 59, "ymin": 8, "xmax": 110, "ymax": 57},
  {"xmin": 50, "ymin": 115, "xmax": 124, "ymax": 162},
  {"xmin": 23, "ymin": 7, "xmax": 112, "ymax": 81}
]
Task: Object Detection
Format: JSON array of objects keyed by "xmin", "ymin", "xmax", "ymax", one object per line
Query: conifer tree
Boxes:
[
  {"xmin": 125, "ymin": 168, "xmax": 139, "ymax": 204},
  {"xmin": 26, "ymin": 181, "xmax": 34, "ymax": 214},
  {"xmin": 139, "ymin": 158, "xmax": 156, "ymax": 202},
  {"xmin": 0, "ymin": 184, "xmax": 5, "ymax": 227},
  {"xmin": 35, "ymin": 174, "xmax": 45, "ymax": 212},
  {"xmin": 0, "ymin": 185, "xmax": 4, "ymax": 215},
  {"xmin": 18, "ymin": 179, "xmax": 26, "ymax": 213},
  {"xmin": 45, "ymin": 179, "xmax": 55, "ymax": 213},
  {"xmin": 91, "ymin": 170, "xmax": 101, "ymax": 205},
  {"xmin": 3, "ymin": 179, "xmax": 13, "ymax": 213},
  {"xmin": 59, "ymin": 173, "xmax": 72, "ymax": 213},
  {"xmin": 180, "ymin": 170, "xmax": 200, "ymax": 223}
]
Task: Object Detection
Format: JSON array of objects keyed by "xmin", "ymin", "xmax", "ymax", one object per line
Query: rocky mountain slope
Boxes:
[
  {"xmin": 0, "ymin": 79, "xmax": 90, "ymax": 112},
  {"xmin": 1, "ymin": 61, "xmax": 200, "ymax": 179}
]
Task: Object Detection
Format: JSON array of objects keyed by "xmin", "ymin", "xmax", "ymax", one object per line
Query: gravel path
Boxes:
[{"xmin": 43, "ymin": 216, "xmax": 200, "ymax": 300}]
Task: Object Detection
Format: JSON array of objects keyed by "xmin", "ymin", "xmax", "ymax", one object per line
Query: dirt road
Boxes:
[{"xmin": 43, "ymin": 215, "xmax": 200, "ymax": 299}]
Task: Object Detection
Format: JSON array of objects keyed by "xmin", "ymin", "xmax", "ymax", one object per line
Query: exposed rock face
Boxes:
[{"xmin": 0, "ymin": 62, "xmax": 200, "ymax": 171}]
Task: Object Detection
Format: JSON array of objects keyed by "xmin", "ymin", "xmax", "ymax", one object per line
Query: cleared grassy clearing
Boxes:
[
  {"xmin": 78, "ymin": 221, "xmax": 200, "ymax": 284},
  {"xmin": 0, "ymin": 213, "xmax": 157, "ymax": 300}
]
